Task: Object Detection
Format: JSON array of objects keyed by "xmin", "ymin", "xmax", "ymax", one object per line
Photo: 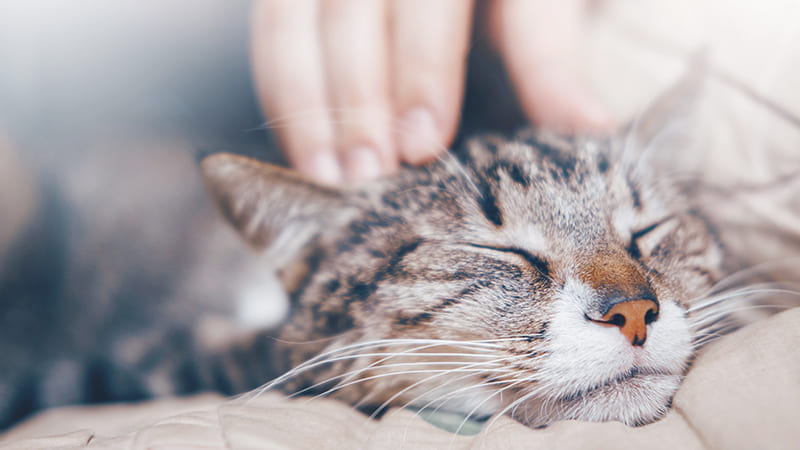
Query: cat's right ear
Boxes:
[
  {"xmin": 626, "ymin": 53, "xmax": 708, "ymax": 161},
  {"xmin": 201, "ymin": 153, "xmax": 357, "ymax": 258}
]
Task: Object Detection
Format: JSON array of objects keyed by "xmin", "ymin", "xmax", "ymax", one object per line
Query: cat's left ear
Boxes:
[{"xmin": 201, "ymin": 153, "xmax": 357, "ymax": 264}]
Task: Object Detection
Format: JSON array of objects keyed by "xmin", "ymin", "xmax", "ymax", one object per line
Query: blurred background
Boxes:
[
  {"xmin": 0, "ymin": 0, "xmax": 260, "ymax": 149},
  {"xmin": 0, "ymin": 1, "xmax": 289, "ymax": 429},
  {"xmin": 0, "ymin": 0, "xmax": 275, "ymax": 277}
]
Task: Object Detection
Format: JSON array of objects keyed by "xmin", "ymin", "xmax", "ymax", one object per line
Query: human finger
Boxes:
[
  {"xmin": 389, "ymin": 0, "xmax": 474, "ymax": 164},
  {"xmin": 251, "ymin": 0, "xmax": 342, "ymax": 184},
  {"xmin": 320, "ymin": 0, "xmax": 397, "ymax": 183},
  {"xmin": 489, "ymin": 0, "xmax": 614, "ymax": 132}
]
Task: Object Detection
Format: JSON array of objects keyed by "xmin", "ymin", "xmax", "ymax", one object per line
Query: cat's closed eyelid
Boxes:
[
  {"xmin": 631, "ymin": 215, "xmax": 674, "ymax": 239},
  {"xmin": 463, "ymin": 243, "xmax": 550, "ymax": 277},
  {"xmin": 627, "ymin": 215, "xmax": 678, "ymax": 260},
  {"xmin": 631, "ymin": 222, "xmax": 661, "ymax": 240}
]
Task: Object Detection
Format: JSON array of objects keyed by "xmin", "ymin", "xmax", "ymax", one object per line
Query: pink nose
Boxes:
[{"xmin": 592, "ymin": 299, "xmax": 659, "ymax": 346}]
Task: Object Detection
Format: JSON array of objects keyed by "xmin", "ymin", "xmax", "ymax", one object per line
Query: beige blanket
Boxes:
[
  {"xmin": 2, "ymin": 1, "xmax": 799, "ymax": 449},
  {"xmin": 2, "ymin": 308, "xmax": 798, "ymax": 449}
]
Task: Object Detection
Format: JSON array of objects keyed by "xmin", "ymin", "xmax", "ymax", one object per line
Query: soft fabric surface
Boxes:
[{"xmin": 1, "ymin": 308, "xmax": 798, "ymax": 449}]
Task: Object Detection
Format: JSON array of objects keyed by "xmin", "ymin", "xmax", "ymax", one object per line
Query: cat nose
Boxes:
[{"xmin": 592, "ymin": 299, "xmax": 659, "ymax": 346}]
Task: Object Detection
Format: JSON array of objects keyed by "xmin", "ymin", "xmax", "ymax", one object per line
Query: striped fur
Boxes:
[{"xmin": 203, "ymin": 114, "xmax": 725, "ymax": 427}]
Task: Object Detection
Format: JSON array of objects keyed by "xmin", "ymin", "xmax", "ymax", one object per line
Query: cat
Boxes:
[
  {"xmin": 0, "ymin": 62, "xmax": 773, "ymax": 432},
  {"xmin": 196, "ymin": 66, "xmax": 728, "ymax": 428}
]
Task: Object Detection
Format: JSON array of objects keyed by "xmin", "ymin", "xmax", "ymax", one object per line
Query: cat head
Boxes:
[{"xmin": 202, "ymin": 66, "xmax": 722, "ymax": 427}]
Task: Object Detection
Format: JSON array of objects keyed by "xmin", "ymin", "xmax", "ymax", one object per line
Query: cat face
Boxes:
[{"xmin": 202, "ymin": 68, "xmax": 722, "ymax": 427}]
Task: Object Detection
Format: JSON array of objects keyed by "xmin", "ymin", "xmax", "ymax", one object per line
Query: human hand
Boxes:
[{"xmin": 250, "ymin": 0, "xmax": 613, "ymax": 185}]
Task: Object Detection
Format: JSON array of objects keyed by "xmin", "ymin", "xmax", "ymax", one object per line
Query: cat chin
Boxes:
[{"xmin": 514, "ymin": 373, "xmax": 682, "ymax": 428}]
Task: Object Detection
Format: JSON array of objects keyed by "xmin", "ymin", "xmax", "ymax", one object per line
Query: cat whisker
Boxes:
[
  {"xmin": 292, "ymin": 355, "xmax": 503, "ymax": 399},
  {"xmin": 452, "ymin": 365, "xmax": 559, "ymax": 437},
  {"xmin": 478, "ymin": 379, "xmax": 552, "ymax": 436},
  {"xmin": 688, "ymin": 295, "xmax": 800, "ymax": 334},
  {"xmin": 355, "ymin": 344, "xmax": 539, "ymax": 418},
  {"xmin": 307, "ymin": 367, "xmax": 508, "ymax": 409},
  {"xmin": 694, "ymin": 258, "xmax": 800, "ymax": 297},
  {"xmin": 691, "ymin": 282, "xmax": 783, "ymax": 306},
  {"xmin": 322, "ymin": 366, "xmax": 516, "ymax": 406},
  {"xmin": 689, "ymin": 304, "xmax": 790, "ymax": 336},
  {"xmin": 381, "ymin": 362, "xmax": 524, "ymax": 414},
  {"xmin": 688, "ymin": 284, "xmax": 800, "ymax": 313},
  {"xmin": 398, "ymin": 354, "xmax": 533, "ymax": 415},
  {"xmin": 286, "ymin": 336, "xmax": 511, "ymax": 363},
  {"xmin": 690, "ymin": 301, "xmax": 791, "ymax": 324},
  {"xmin": 692, "ymin": 323, "xmax": 738, "ymax": 340},
  {"xmin": 361, "ymin": 366, "xmax": 526, "ymax": 442},
  {"xmin": 692, "ymin": 329, "xmax": 739, "ymax": 348},
  {"xmin": 326, "ymin": 341, "xmax": 508, "ymax": 400},
  {"xmin": 364, "ymin": 357, "xmax": 523, "ymax": 421},
  {"xmin": 244, "ymin": 336, "xmax": 532, "ymax": 401},
  {"xmin": 413, "ymin": 378, "xmax": 519, "ymax": 420},
  {"xmin": 238, "ymin": 338, "xmax": 516, "ymax": 402},
  {"xmin": 450, "ymin": 378, "xmax": 536, "ymax": 438}
]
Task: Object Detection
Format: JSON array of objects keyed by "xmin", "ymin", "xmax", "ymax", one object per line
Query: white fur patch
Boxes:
[
  {"xmin": 235, "ymin": 271, "xmax": 288, "ymax": 330},
  {"xmin": 502, "ymin": 223, "xmax": 549, "ymax": 254},
  {"xmin": 529, "ymin": 278, "xmax": 691, "ymax": 423},
  {"xmin": 612, "ymin": 208, "xmax": 636, "ymax": 241}
]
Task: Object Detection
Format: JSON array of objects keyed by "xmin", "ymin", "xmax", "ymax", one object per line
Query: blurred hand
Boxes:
[{"xmin": 251, "ymin": 0, "xmax": 613, "ymax": 185}]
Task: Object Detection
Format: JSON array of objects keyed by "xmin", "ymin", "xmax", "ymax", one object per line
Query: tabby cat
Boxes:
[
  {"xmin": 198, "ymin": 67, "xmax": 726, "ymax": 428},
  {"xmin": 0, "ymin": 66, "xmax": 742, "ymax": 430}
]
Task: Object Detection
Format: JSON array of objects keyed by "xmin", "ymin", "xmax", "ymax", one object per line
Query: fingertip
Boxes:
[
  {"xmin": 389, "ymin": 0, "xmax": 471, "ymax": 166},
  {"xmin": 294, "ymin": 150, "xmax": 343, "ymax": 186},
  {"xmin": 342, "ymin": 146, "xmax": 385, "ymax": 184},
  {"xmin": 397, "ymin": 107, "xmax": 447, "ymax": 165}
]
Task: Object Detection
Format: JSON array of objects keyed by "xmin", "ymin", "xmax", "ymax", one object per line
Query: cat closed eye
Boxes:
[
  {"xmin": 627, "ymin": 217, "xmax": 674, "ymax": 260},
  {"xmin": 466, "ymin": 243, "xmax": 550, "ymax": 277}
]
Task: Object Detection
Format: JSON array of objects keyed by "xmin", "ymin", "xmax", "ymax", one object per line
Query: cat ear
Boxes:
[
  {"xmin": 627, "ymin": 53, "xmax": 708, "ymax": 158},
  {"xmin": 201, "ymin": 153, "xmax": 356, "ymax": 261}
]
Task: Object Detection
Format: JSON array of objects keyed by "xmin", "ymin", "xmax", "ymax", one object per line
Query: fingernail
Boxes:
[
  {"xmin": 297, "ymin": 151, "xmax": 342, "ymax": 185},
  {"xmin": 343, "ymin": 146, "xmax": 383, "ymax": 183},
  {"xmin": 397, "ymin": 107, "xmax": 441, "ymax": 164}
]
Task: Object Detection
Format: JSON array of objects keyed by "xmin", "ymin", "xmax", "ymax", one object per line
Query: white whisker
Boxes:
[
  {"xmin": 237, "ymin": 338, "xmax": 519, "ymax": 402},
  {"xmin": 364, "ymin": 356, "xmax": 521, "ymax": 421},
  {"xmin": 696, "ymin": 258, "xmax": 800, "ymax": 296},
  {"xmin": 301, "ymin": 358, "xmax": 505, "ymax": 400},
  {"xmin": 451, "ymin": 378, "xmax": 532, "ymax": 438},
  {"xmin": 325, "ymin": 340, "xmax": 508, "ymax": 398},
  {"xmin": 476, "ymin": 379, "xmax": 551, "ymax": 437},
  {"xmin": 401, "ymin": 355, "xmax": 533, "ymax": 416},
  {"xmin": 688, "ymin": 286, "xmax": 800, "ymax": 313}
]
